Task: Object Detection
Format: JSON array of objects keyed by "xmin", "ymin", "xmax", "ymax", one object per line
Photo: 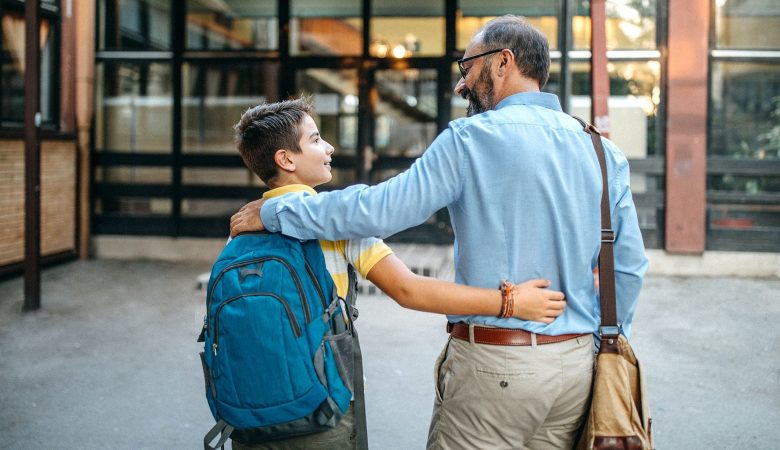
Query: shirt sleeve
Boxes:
[
  {"xmin": 260, "ymin": 127, "xmax": 466, "ymax": 241},
  {"xmin": 344, "ymin": 238, "xmax": 394, "ymax": 279},
  {"xmin": 604, "ymin": 139, "xmax": 650, "ymax": 339}
]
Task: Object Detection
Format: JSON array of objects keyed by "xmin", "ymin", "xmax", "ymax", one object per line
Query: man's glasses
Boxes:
[{"xmin": 457, "ymin": 48, "xmax": 505, "ymax": 79}]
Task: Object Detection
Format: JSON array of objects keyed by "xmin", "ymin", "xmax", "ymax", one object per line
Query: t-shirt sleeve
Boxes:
[{"xmin": 344, "ymin": 237, "xmax": 393, "ymax": 278}]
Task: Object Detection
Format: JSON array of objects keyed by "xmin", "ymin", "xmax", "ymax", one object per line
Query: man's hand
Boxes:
[
  {"xmin": 230, "ymin": 198, "xmax": 267, "ymax": 237},
  {"xmin": 511, "ymin": 279, "xmax": 566, "ymax": 324}
]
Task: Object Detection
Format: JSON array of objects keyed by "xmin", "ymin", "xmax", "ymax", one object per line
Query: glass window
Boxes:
[
  {"xmin": 95, "ymin": 167, "xmax": 172, "ymax": 184},
  {"xmin": 182, "ymin": 62, "xmax": 278, "ymax": 154},
  {"xmin": 710, "ymin": 61, "xmax": 780, "ymax": 161},
  {"xmin": 458, "ymin": 1, "xmax": 560, "ymax": 51},
  {"xmin": 185, "ymin": 1, "xmax": 277, "ymax": 50},
  {"xmin": 99, "ymin": 0, "xmax": 171, "ymax": 50},
  {"xmin": 374, "ymin": 69, "xmax": 438, "ymax": 181},
  {"xmin": 371, "ymin": 1, "xmax": 444, "ymax": 57},
  {"xmin": 572, "ymin": 0, "xmax": 657, "ymax": 50},
  {"xmin": 1, "ymin": 10, "xmax": 57, "ymax": 125},
  {"xmin": 291, "ymin": 0, "xmax": 361, "ymax": 56},
  {"xmin": 95, "ymin": 62, "xmax": 173, "ymax": 153},
  {"xmin": 182, "ymin": 199, "xmax": 249, "ymax": 218},
  {"xmin": 182, "ymin": 168, "xmax": 259, "ymax": 186},
  {"xmin": 715, "ymin": 0, "xmax": 780, "ymax": 50},
  {"xmin": 96, "ymin": 197, "xmax": 172, "ymax": 216}
]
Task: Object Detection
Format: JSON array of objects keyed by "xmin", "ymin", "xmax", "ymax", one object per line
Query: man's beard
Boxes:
[{"xmin": 462, "ymin": 65, "xmax": 495, "ymax": 117}]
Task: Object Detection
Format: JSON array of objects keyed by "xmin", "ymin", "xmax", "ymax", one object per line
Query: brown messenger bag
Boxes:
[{"xmin": 573, "ymin": 118, "xmax": 653, "ymax": 450}]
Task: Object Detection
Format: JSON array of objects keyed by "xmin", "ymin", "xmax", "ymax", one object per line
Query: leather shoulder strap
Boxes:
[{"xmin": 571, "ymin": 116, "xmax": 619, "ymax": 337}]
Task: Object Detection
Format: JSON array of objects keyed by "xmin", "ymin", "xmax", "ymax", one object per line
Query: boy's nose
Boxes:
[{"xmin": 326, "ymin": 142, "xmax": 335, "ymax": 155}]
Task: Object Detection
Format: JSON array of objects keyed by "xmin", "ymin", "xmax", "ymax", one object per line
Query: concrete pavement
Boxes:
[{"xmin": 1, "ymin": 258, "xmax": 778, "ymax": 449}]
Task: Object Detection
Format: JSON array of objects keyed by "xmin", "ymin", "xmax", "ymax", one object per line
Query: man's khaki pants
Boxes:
[{"xmin": 427, "ymin": 332, "xmax": 594, "ymax": 450}]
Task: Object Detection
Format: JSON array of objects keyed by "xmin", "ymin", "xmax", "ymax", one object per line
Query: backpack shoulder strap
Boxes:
[{"xmin": 345, "ymin": 263, "xmax": 369, "ymax": 449}]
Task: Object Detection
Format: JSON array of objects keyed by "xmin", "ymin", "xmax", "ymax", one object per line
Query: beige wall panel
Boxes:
[{"xmin": 0, "ymin": 139, "xmax": 77, "ymax": 266}]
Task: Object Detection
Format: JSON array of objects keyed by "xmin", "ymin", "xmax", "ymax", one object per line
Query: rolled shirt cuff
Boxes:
[{"xmin": 260, "ymin": 197, "xmax": 282, "ymax": 232}]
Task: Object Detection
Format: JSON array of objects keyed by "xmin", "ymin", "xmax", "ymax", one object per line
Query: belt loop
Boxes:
[
  {"xmin": 468, "ymin": 323, "xmax": 475, "ymax": 345},
  {"xmin": 531, "ymin": 332, "xmax": 537, "ymax": 349}
]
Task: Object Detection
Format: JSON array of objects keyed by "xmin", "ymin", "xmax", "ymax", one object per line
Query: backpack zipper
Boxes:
[
  {"xmin": 207, "ymin": 256, "xmax": 310, "ymax": 335},
  {"xmin": 304, "ymin": 261, "xmax": 328, "ymax": 310},
  {"xmin": 212, "ymin": 292, "xmax": 302, "ymax": 355}
]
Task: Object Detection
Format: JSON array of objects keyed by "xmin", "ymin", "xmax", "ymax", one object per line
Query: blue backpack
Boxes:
[{"xmin": 198, "ymin": 232, "xmax": 366, "ymax": 449}]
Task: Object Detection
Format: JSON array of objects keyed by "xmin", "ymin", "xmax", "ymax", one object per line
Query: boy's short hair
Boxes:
[{"xmin": 234, "ymin": 98, "xmax": 313, "ymax": 183}]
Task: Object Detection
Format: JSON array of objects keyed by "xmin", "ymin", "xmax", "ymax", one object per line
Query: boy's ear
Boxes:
[{"xmin": 274, "ymin": 149, "xmax": 296, "ymax": 173}]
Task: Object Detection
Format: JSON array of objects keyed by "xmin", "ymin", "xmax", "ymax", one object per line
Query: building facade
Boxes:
[{"xmin": 1, "ymin": 0, "xmax": 779, "ymax": 277}]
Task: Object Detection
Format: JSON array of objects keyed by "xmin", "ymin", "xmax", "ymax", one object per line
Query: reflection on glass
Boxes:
[
  {"xmin": 296, "ymin": 69, "xmax": 359, "ymax": 163},
  {"xmin": 715, "ymin": 0, "xmax": 780, "ymax": 50},
  {"xmin": 291, "ymin": 0, "xmax": 361, "ymax": 55},
  {"xmin": 96, "ymin": 167, "xmax": 171, "ymax": 184},
  {"xmin": 569, "ymin": 61, "xmax": 660, "ymax": 156},
  {"xmin": 182, "ymin": 63, "xmax": 278, "ymax": 154},
  {"xmin": 186, "ymin": 1, "xmax": 277, "ymax": 50},
  {"xmin": 375, "ymin": 69, "xmax": 438, "ymax": 180},
  {"xmin": 371, "ymin": 2, "xmax": 444, "ymax": 56},
  {"xmin": 572, "ymin": 0, "xmax": 657, "ymax": 50},
  {"xmin": 95, "ymin": 63, "xmax": 173, "ymax": 153},
  {"xmin": 710, "ymin": 62, "xmax": 780, "ymax": 162},
  {"xmin": 1, "ymin": 12, "xmax": 55, "ymax": 123},
  {"xmin": 96, "ymin": 198, "xmax": 172, "ymax": 216},
  {"xmin": 99, "ymin": 0, "xmax": 171, "ymax": 50},
  {"xmin": 707, "ymin": 62, "xmax": 780, "ymax": 250},
  {"xmin": 457, "ymin": 0, "xmax": 559, "ymax": 50},
  {"xmin": 183, "ymin": 199, "xmax": 249, "ymax": 217},
  {"xmin": 182, "ymin": 168, "xmax": 259, "ymax": 186}
]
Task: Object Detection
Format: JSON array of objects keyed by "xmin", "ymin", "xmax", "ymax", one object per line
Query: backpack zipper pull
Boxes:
[{"xmin": 213, "ymin": 343, "xmax": 218, "ymax": 356}]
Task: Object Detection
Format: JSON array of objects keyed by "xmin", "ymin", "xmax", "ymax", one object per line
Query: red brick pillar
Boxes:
[{"xmin": 665, "ymin": 0, "xmax": 710, "ymax": 253}]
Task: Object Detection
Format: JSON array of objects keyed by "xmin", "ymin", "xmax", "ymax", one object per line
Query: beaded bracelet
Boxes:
[{"xmin": 499, "ymin": 280, "xmax": 515, "ymax": 318}]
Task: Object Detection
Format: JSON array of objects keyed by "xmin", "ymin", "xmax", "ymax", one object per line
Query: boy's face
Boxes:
[{"xmin": 288, "ymin": 114, "xmax": 335, "ymax": 187}]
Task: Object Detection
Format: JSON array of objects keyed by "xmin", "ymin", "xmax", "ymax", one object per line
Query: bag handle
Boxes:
[{"xmin": 571, "ymin": 116, "xmax": 619, "ymax": 339}]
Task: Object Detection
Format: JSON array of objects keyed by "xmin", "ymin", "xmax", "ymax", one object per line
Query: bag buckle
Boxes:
[
  {"xmin": 601, "ymin": 229, "xmax": 615, "ymax": 243},
  {"xmin": 599, "ymin": 325, "xmax": 621, "ymax": 338}
]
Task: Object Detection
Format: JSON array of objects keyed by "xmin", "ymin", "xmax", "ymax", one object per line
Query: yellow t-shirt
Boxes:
[{"xmin": 262, "ymin": 185, "xmax": 393, "ymax": 297}]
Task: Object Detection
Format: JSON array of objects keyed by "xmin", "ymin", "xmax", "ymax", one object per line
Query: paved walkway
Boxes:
[{"xmin": 1, "ymin": 258, "xmax": 778, "ymax": 449}]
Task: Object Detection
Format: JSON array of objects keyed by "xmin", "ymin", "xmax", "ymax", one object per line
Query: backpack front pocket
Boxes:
[{"xmin": 213, "ymin": 293, "xmax": 315, "ymax": 410}]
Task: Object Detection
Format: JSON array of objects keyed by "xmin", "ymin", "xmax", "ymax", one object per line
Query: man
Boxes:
[{"xmin": 231, "ymin": 15, "xmax": 648, "ymax": 450}]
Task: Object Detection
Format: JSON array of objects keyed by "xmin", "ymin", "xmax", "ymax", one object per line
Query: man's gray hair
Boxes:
[{"xmin": 478, "ymin": 15, "xmax": 551, "ymax": 89}]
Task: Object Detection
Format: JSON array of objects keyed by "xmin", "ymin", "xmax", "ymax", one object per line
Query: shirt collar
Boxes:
[
  {"xmin": 262, "ymin": 184, "xmax": 317, "ymax": 199},
  {"xmin": 495, "ymin": 92, "xmax": 562, "ymax": 112}
]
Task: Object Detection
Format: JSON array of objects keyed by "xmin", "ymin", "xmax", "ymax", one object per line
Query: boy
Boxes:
[{"xmin": 230, "ymin": 98, "xmax": 566, "ymax": 449}]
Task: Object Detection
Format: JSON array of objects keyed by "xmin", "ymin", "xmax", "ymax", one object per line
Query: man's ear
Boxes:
[
  {"xmin": 274, "ymin": 149, "xmax": 296, "ymax": 172},
  {"xmin": 496, "ymin": 49, "xmax": 513, "ymax": 77}
]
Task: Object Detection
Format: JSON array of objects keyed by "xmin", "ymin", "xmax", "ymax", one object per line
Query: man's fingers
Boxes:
[
  {"xmin": 528, "ymin": 278, "xmax": 551, "ymax": 288},
  {"xmin": 548, "ymin": 291, "xmax": 565, "ymax": 301}
]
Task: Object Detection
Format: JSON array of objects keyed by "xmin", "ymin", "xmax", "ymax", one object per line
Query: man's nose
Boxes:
[
  {"xmin": 454, "ymin": 77, "xmax": 466, "ymax": 96},
  {"xmin": 326, "ymin": 142, "xmax": 335, "ymax": 155}
]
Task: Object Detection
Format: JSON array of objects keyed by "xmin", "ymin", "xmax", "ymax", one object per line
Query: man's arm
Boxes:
[
  {"xmin": 367, "ymin": 254, "xmax": 566, "ymax": 324},
  {"xmin": 608, "ymin": 143, "xmax": 650, "ymax": 338},
  {"xmin": 232, "ymin": 128, "xmax": 466, "ymax": 241}
]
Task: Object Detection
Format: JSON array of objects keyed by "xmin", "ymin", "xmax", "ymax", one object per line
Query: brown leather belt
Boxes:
[{"xmin": 447, "ymin": 322, "xmax": 585, "ymax": 346}]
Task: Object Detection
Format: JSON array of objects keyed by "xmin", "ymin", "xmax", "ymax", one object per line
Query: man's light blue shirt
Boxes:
[{"xmin": 261, "ymin": 92, "xmax": 648, "ymax": 337}]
